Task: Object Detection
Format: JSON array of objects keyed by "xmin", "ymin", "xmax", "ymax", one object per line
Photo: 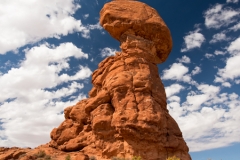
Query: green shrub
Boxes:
[
  {"xmin": 36, "ymin": 150, "xmax": 46, "ymax": 158},
  {"xmin": 111, "ymin": 156, "xmax": 141, "ymax": 160},
  {"xmin": 33, "ymin": 150, "xmax": 52, "ymax": 160},
  {"xmin": 44, "ymin": 155, "xmax": 51, "ymax": 160},
  {"xmin": 132, "ymin": 156, "xmax": 142, "ymax": 160},
  {"xmin": 65, "ymin": 154, "xmax": 71, "ymax": 160},
  {"xmin": 89, "ymin": 156, "xmax": 97, "ymax": 160},
  {"xmin": 167, "ymin": 156, "xmax": 180, "ymax": 160},
  {"xmin": 111, "ymin": 157, "xmax": 130, "ymax": 160},
  {"xmin": 111, "ymin": 157, "xmax": 122, "ymax": 160}
]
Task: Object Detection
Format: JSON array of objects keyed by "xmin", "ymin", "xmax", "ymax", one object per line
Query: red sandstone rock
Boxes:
[
  {"xmin": 48, "ymin": 1, "xmax": 191, "ymax": 159},
  {"xmin": 100, "ymin": 0, "xmax": 172, "ymax": 63},
  {"xmin": 0, "ymin": 146, "xmax": 90, "ymax": 160},
  {"xmin": 0, "ymin": 1, "xmax": 191, "ymax": 160},
  {"xmin": 75, "ymin": 152, "xmax": 89, "ymax": 160},
  {"xmin": 0, "ymin": 147, "xmax": 29, "ymax": 160}
]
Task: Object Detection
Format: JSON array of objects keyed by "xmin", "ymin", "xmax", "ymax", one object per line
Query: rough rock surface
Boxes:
[
  {"xmin": 48, "ymin": 0, "xmax": 191, "ymax": 160},
  {"xmin": 100, "ymin": 0, "xmax": 172, "ymax": 63},
  {"xmin": 0, "ymin": 1, "xmax": 191, "ymax": 160},
  {"xmin": 0, "ymin": 145, "xmax": 89, "ymax": 160}
]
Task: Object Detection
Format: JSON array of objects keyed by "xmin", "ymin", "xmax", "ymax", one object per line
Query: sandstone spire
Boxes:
[
  {"xmin": 48, "ymin": 1, "xmax": 191, "ymax": 160},
  {"xmin": 0, "ymin": 1, "xmax": 193, "ymax": 160}
]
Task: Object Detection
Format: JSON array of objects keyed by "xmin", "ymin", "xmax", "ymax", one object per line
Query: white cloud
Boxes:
[
  {"xmin": 210, "ymin": 33, "xmax": 229, "ymax": 43},
  {"xmin": 167, "ymin": 95, "xmax": 184, "ymax": 118},
  {"xmin": 235, "ymin": 79, "xmax": 240, "ymax": 84},
  {"xmin": 214, "ymin": 76, "xmax": 225, "ymax": 83},
  {"xmin": 227, "ymin": 0, "xmax": 239, "ymax": 3},
  {"xmin": 167, "ymin": 101, "xmax": 186, "ymax": 118},
  {"xmin": 205, "ymin": 53, "xmax": 215, "ymax": 59},
  {"xmin": 229, "ymin": 22, "xmax": 240, "ymax": 31},
  {"xmin": 227, "ymin": 37, "xmax": 240, "ymax": 55},
  {"xmin": 162, "ymin": 63, "xmax": 196, "ymax": 85},
  {"xmin": 0, "ymin": 0, "xmax": 90, "ymax": 54},
  {"xmin": 87, "ymin": 23, "xmax": 103, "ymax": 30},
  {"xmin": 204, "ymin": 4, "xmax": 240, "ymax": 29},
  {"xmin": 162, "ymin": 63, "xmax": 189, "ymax": 80},
  {"xmin": 167, "ymin": 83, "xmax": 240, "ymax": 152},
  {"xmin": 182, "ymin": 84, "xmax": 220, "ymax": 111},
  {"xmin": 177, "ymin": 55, "xmax": 191, "ymax": 63},
  {"xmin": 229, "ymin": 93, "xmax": 239, "ymax": 100},
  {"xmin": 173, "ymin": 92, "xmax": 240, "ymax": 152},
  {"xmin": 182, "ymin": 74, "xmax": 193, "ymax": 83},
  {"xmin": 165, "ymin": 84, "xmax": 184, "ymax": 98},
  {"xmin": 168, "ymin": 96, "xmax": 181, "ymax": 103},
  {"xmin": 83, "ymin": 14, "xmax": 89, "ymax": 19},
  {"xmin": 222, "ymin": 82, "xmax": 231, "ymax": 87},
  {"xmin": 100, "ymin": 47, "xmax": 118, "ymax": 57},
  {"xmin": 0, "ymin": 43, "xmax": 92, "ymax": 147},
  {"xmin": 216, "ymin": 54, "xmax": 240, "ymax": 80},
  {"xmin": 215, "ymin": 38, "xmax": 240, "ymax": 84},
  {"xmin": 181, "ymin": 29, "xmax": 205, "ymax": 52},
  {"xmin": 191, "ymin": 66, "xmax": 202, "ymax": 75},
  {"xmin": 214, "ymin": 50, "xmax": 226, "ymax": 55}
]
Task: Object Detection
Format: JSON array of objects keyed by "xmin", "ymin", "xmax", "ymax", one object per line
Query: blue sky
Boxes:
[{"xmin": 0, "ymin": 0, "xmax": 240, "ymax": 159}]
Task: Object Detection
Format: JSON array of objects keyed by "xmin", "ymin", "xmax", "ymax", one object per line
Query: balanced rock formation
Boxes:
[{"xmin": 49, "ymin": 0, "xmax": 191, "ymax": 160}]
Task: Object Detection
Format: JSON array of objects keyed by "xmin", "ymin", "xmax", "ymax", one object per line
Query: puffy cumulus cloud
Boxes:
[
  {"xmin": 166, "ymin": 81, "xmax": 240, "ymax": 151},
  {"xmin": 181, "ymin": 29, "xmax": 205, "ymax": 52},
  {"xmin": 0, "ymin": 43, "xmax": 92, "ymax": 147},
  {"xmin": 216, "ymin": 54, "xmax": 240, "ymax": 80},
  {"xmin": 162, "ymin": 63, "xmax": 197, "ymax": 85},
  {"xmin": 227, "ymin": 37, "xmax": 240, "ymax": 55},
  {"xmin": 162, "ymin": 63, "xmax": 189, "ymax": 80},
  {"xmin": 168, "ymin": 101, "xmax": 186, "ymax": 118},
  {"xmin": 166, "ymin": 84, "xmax": 239, "ymax": 152},
  {"xmin": 229, "ymin": 22, "xmax": 240, "ymax": 31},
  {"xmin": 214, "ymin": 50, "xmax": 226, "ymax": 55},
  {"xmin": 172, "ymin": 92, "xmax": 240, "ymax": 152},
  {"xmin": 204, "ymin": 4, "xmax": 240, "ymax": 29},
  {"xmin": 168, "ymin": 96, "xmax": 181, "ymax": 103},
  {"xmin": 168, "ymin": 84, "xmax": 240, "ymax": 152},
  {"xmin": 235, "ymin": 79, "xmax": 240, "ymax": 84},
  {"xmin": 215, "ymin": 37, "xmax": 240, "ymax": 84},
  {"xmin": 205, "ymin": 53, "xmax": 215, "ymax": 59},
  {"xmin": 177, "ymin": 55, "xmax": 191, "ymax": 63},
  {"xmin": 182, "ymin": 84, "xmax": 220, "ymax": 111},
  {"xmin": 100, "ymin": 47, "xmax": 118, "ymax": 58},
  {"xmin": 165, "ymin": 84, "xmax": 184, "ymax": 98},
  {"xmin": 167, "ymin": 96, "xmax": 186, "ymax": 118},
  {"xmin": 227, "ymin": 0, "xmax": 239, "ymax": 3},
  {"xmin": 222, "ymin": 82, "xmax": 232, "ymax": 87},
  {"xmin": 210, "ymin": 33, "xmax": 230, "ymax": 43},
  {"xmin": 214, "ymin": 76, "xmax": 225, "ymax": 83},
  {"xmin": 0, "ymin": 84, "xmax": 86, "ymax": 147},
  {"xmin": 87, "ymin": 23, "xmax": 103, "ymax": 30},
  {"xmin": 0, "ymin": 0, "xmax": 90, "ymax": 54},
  {"xmin": 191, "ymin": 66, "xmax": 202, "ymax": 75}
]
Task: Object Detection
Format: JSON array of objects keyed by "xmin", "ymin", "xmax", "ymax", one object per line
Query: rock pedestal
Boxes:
[{"xmin": 49, "ymin": 1, "xmax": 191, "ymax": 160}]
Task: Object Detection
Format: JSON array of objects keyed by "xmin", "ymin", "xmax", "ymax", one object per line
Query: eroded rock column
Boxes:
[{"xmin": 49, "ymin": 0, "xmax": 191, "ymax": 159}]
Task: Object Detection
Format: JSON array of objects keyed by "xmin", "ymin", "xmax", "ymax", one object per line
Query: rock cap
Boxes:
[{"xmin": 100, "ymin": 0, "xmax": 172, "ymax": 63}]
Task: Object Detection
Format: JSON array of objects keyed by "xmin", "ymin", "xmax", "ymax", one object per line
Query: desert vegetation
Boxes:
[
  {"xmin": 32, "ymin": 150, "xmax": 51, "ymax": 160},
  {"xmin": 167, "ymin": 156, "xmax": 180, "ymax": 160}
]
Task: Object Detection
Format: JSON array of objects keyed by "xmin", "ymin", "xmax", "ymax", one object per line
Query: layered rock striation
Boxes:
[{"xmin": 48, "ymin": 0, "xmax": 191, "ymax": 160}]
